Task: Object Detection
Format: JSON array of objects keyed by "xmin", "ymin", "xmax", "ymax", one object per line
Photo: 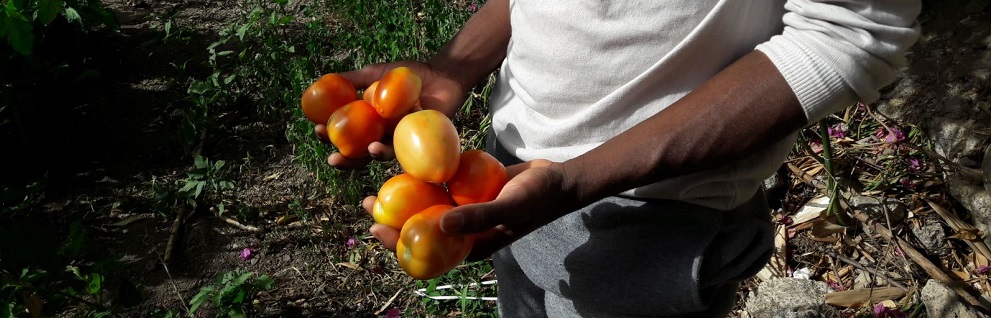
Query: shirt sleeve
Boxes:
[{"xmin": 755, "ymin": 0, "xmax": 922, "ymax": 123}]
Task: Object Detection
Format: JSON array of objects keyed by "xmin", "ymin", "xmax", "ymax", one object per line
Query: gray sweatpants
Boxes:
[{"xmin": 488, "ymin": 138, "xmax": 774, "ymax": 317}]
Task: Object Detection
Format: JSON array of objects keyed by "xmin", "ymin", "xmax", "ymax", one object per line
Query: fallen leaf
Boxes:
[
  {"xmin": 263, "ymin": 172, "xmax": 282, "ymax": 182},
  {"xmin": 811, "ymin": 219, "xmax": 846, "ymax": 238},
  {"xmin": 824, "ymin": 287, "xmax": 906, "ymax": 307}
]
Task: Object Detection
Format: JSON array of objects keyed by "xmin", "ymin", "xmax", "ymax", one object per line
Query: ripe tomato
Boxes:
[
  {"xmin": 301, "ymin": 74, "xmax": 358, "ymax": 125},
  {"xmin": 327, "ymin": 100, "xmax": 386, "ymax": 159},
  {"xmin": 396, "ymin": 205, "xmax": 474, "ymax": 280},
  {"xmin": 362, "ymin": 81, "xmax": 379, "ymax": 104},
  {"xmin": 373, "ymin": 173, "xmax": 453, "ymax": 230},
  {"xmin": 373, "ymin": 67, "xmax": 422, "ymax": 119},
  {"xmin": 393, "ymin": 110, "xmax": 461, "ymax": 183},
  {"xmin": 447, "ymin": 150, "xmax": 509, "ymax": 205}
]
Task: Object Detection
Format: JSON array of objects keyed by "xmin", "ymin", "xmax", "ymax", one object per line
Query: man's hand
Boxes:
[{"xmin": 361, "ymin": 159, "xmax": 577, "ymax": 261}]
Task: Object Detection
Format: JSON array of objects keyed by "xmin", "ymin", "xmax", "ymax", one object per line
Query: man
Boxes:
[{"xmin": 315, "ymin": 0, "xmax": 921, "ymax": 316}]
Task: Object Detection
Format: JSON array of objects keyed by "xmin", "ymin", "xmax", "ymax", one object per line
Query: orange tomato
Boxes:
[
  {"xmin": 327, "ymin": 100, "xmax": 386, "ymax": 159},
  {"xmin": 301, "ymin": 74, "xmax": 358, "ymax": 125},
  {"xmin": 362, "ymin": 81, "xmax": 379, "ymax": 104},
  {"xmin": 396, "ymin": 205, "xmax": 474, "ymax": 280},
  {"xmin": 373, "ymin": 174, "xmax": 453, "ymax": 230},
  {"xmin": 373, "ymin": 67, "xmax": 422, "ymax": 119},
  {"xmin": 393, "ymin": 110, "xmax": 461, "ymax": 183},
  {"xmin": 446, "ymin": 150, "xmax": 509, "ymax": 205}
]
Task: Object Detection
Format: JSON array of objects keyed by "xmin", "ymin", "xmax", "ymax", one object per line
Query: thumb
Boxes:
[
  {"xmin": 339, "ymin": 64, "xmax": 388, "ymax": 89},
  {"xmin": 439, "ymin": 201, "xmax": 504, "ymax": 235}
]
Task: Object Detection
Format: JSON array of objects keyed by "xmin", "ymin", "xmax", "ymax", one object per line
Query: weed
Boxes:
[{"xmin": 188, "ymin": 269, "xmax": 274, "ymax": 318}]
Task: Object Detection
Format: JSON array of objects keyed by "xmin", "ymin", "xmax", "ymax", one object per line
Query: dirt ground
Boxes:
[{"xmin": 3, "ymin": 0, "xmax": 990, "ymax": 317}]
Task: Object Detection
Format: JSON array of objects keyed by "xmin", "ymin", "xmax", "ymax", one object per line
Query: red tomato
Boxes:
[
  {"xmin": 393, "ymin": 110, "xmax": 461, "ymax": 183},
  {"xmin": 301, "ymin": 74, "xmax": 358, "ymax": 125},
  {"xmin": 396, "ymin": 205, "xmax": 474, "ymax": 280},
  {"xmin": 373, "ymin": 67, "xmax": 422, "ymax": 119},
  {"xmin": 446, "ymin": 150, "xmax": 509, "ymax": 205},
  {"xmin": 327, "ymin": 100, "xmax": 386, "ymax": 159},
  {"xmin": 373, "ymin": 174, "xmax": 453, "ymax": 230}
]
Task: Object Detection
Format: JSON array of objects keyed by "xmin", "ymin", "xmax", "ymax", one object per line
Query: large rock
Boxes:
[
  {"xmin": 921, "ymin": 279, "xmax": 988, "ymax": 318},
  {"xmin": 745, "ymin": 278, "xmax": 840, "ymax": 318}
]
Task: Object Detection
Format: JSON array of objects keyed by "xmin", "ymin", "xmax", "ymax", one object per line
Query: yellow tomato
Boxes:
[{"xmin": 392, "ymin": 110, "xmax": 461, "ymax": 183}]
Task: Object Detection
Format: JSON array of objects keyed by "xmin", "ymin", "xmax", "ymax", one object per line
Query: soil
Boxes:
[{"xmin": 2, "ymin": 0, "xmax": 990, "ymax": 317}]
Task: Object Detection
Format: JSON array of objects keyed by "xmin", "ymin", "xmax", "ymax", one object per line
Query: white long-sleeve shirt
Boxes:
[{"xmin": 489, "ymin": 0, "xmax": 921, "ymax": 210}]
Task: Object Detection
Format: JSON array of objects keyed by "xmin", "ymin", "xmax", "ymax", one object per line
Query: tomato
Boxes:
[
  {"xmin": 373, "ymin": 67, "xmax": 422, "ymax": 119},
  {"xmin": 373, "ymin": 174, "xmax": 453, "ymax": 230},
  {"xmin": 362, "ymin": 81, "xmax": 379, "ymax": 104},
  {"xmin": 327, "ymin": 100, "xmax": 386, "ymax": 159},
  {"xmin": 396, "ymin": 205, "xmax": 474, "ymax": 280},
  {"xmin": 301, "ymin": 74, "xmax": 359, "ymax": 125},
  {"xmin": 446, "ymin": 150, "xmax": 509, "ymax": 205},
  {"xmin": 393, "ymin": 110, "xmax": 461, "ymax": 183}
]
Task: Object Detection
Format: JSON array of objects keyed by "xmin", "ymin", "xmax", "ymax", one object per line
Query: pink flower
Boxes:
[
  {"xmin": 346, "ymin": 236, "xmax": 358, "ymax": 248},
  {"xmin": 827, "ymin": 280, "xmax": 845, "ymax": 291},
  {"xmin": 873, "ymin": 303, "xmax": 909, "ymax": 318},
  {"xmin": 779, "ymin": 215, "xmax": 794, "ymax": 226},
  {"xmin": 907, "ymin": 158, "xmax": 921, "ymax": 171},
  {"xmin": 809, "ymin": 141, "xmax": 823, "ymax": 154},
  {"xmin": 239, "ymin": 247, "xmax": 258, "ymax": 261},
  {"xmin": 875, "ymin": 127, "xmax": 905, "ymax": 144},
  {"xmin": 976, "ymin": 265, "xmax": 990, "ymax": 275},
  {"xmin": 385, "ymin": 308, "xmax": 402, "ymax": 318},
  {"xmin": 828, "ymin": 126, "xmax": 846, "ymax": 139},
  {"xmin": 468, "ymin": 2, "xmax": 478, "ymax": 11}
]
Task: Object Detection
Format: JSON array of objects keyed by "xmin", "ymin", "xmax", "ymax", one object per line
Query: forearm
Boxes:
[
  {"xmin": 428, "ymin": 0, "xmax": 510, "ymax": 92},
  {"xmin": 559, "ymin": 51, "xmax": 806, "ymax": 207}
]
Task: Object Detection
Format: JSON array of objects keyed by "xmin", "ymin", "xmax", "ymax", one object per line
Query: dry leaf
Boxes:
[
  {"xmin": 263, "ymin": 172, "xmax": 282, "ymax": 182},
  {"xmin": 823, "ymin": 287, "xmax": 906, "ymax": 307},
  {"xmin": 794, "ymin": 196, "xmax": 831, "ymax": 225},
  {"xmin": 948, "ymin": 228, "xmax": 982, "ymax": 241},
  {"xmin": 336, "ymin": 262, "xmax": 362, "ymax": 270},
  {"xmin": 811, "ymin": 219, "xmax": 846, "ymax": 238}
]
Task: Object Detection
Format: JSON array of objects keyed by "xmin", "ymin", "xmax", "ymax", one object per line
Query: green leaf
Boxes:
[
  {"xmin": 189, "ymin": 287, "xmax": 215, "ymax": 314},
  {"xmin": 37, "ymin": 0, "xmax": 64, "ymax": 24},
  {"xmin": 62, "ymin": 6, "xmax": 81, "ymax": 25},
  {"xmin": 85, "ymin": 273, "xmax": 103, "ymax": 295},
  {"xmin": 227, "ymin": 308, "xmax": 247, "ymax": 318},
  {"xmin": 178, "ymin": 180, "xmax": 198, "ymax": 193},
  {"xmin": 2, "ymin": 303, "xmax": 15, "ymax": 318},
  {"xmin": 254, "ymin": 275, "xmax": 273, "ymax": 289},
  {"xmin": 2, "ymin": 2, "xmax": 34, "ymax": 55},
  {"xmin": 193, "ymin": 181, "xmax": 205, "ymax": 198}
]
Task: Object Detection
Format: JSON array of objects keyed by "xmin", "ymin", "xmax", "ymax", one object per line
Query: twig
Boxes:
[
  {"xmin": 900, "ymin": 142, "xmax": 983, "ymax": 180},
  {"xmin": 853, "ymin": 212, "xmax": 991, "ymax": 314},
  {"xmin": 161, "ymin": 261, "xmax": 191, "ymax": 315},
  {"xmin": 374, "ymin": 289, "xmax": 403, "ymax": 315},
  {"xmin": 164, "ymin": 204, "xmax": 188, "ymax": 264},
  {"xmin": 825, "ymin": 250, "xmax": 908, "ymax": 291},
  {"xmin": 215, "ymin": 211, "xmax": 261, "ymax": 232}
]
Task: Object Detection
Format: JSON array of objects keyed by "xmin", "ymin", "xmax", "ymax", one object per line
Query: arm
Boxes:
[{"xmin": 442, "ymin": 0, "xmax": 922, "ymax": 259}]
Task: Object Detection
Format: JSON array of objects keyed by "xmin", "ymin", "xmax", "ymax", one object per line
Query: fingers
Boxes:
[
  {"xmin": 367, "ymin": 142, "xmax": 395, "ymax": 161},
  {"xmin": 369, "ymin": 223, "xmax": 399, "ymax": 252},
  {"xmin": 362, "ymin": 195, "xmax": 377, "ymax": 215},
  {"xmin": 314, "ymin": 124, "xmax": 330, "ymax": 144},
  {"xmin": 465, "ymin": 225, "xmax": 516, "ymax": 261}
]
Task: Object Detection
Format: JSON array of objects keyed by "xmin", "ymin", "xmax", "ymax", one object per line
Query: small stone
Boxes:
[
  {"xmin": 910, "ymin": 221, "xmax": 948, "ymax": 256},
  {"xmin": 745, "ymin": 278, "xmax": 840, "ymax": 318},
  {"xmin": 921, "ymin": 279, "xmax": 986, "ymax": 318}
]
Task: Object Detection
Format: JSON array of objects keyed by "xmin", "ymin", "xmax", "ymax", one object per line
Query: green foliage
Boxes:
[
  {"xmin": 179, "ymin": 155, "xmax": 235, "ymax": 203},
  {"xmin": 416, "ymin": 260, "xmax": 498, "ymax": 317},
  {"xmin": 188, "ymin": 270, "xmax": 274, "ymax": 318},
  {"xmin": 0, "ymin": 179, "xmax": 45, "ymax": 216},
  {"xmin": 0, "ymin": 0, "xmax": 117, "ymax": 55},
  {"xmin": 1, "ymin": 220, "xmax": 131, "ymax": 317}
]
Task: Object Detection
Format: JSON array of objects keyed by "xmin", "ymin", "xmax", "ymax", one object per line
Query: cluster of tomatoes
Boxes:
[{"xmin": 301, "ymin": 67, "xmax": 509, "ymax": 280}]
